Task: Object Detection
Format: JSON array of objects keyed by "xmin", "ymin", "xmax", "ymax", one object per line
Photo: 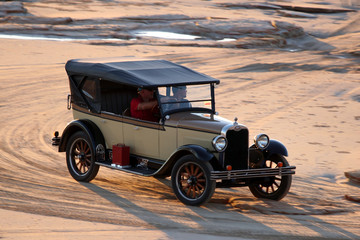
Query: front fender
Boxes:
[
  {"xmin": 176, "ymin": 145, "xmax": 215, "ymax": 162},
  {"xmin": 154, "ymin": 145, "xmax": 215, "ymax": 177},
  {"xmin": 264, "ymin": 139, "xmax": 288, "ymax": 157},
  {"xmin": 58, "ymin": 120, "xmax": 105, "ymax": 155}
]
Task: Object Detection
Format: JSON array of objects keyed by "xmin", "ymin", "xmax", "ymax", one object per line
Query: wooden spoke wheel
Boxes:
[
  {"xmin": 249, "ymin": 154, "xmax": 292, "ymax": 200},
  {"xmin": 66, "ymin": 131, "xmax": 99, "ymax": 182},
  {"xmin": 171, "ymin": 155, "xmax": 215, "ymax": 206}
]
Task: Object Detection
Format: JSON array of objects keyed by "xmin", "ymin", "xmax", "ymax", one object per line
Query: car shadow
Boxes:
[
  {"xmin": 220, "ymin": 193, "xmax": 359, "ymax": 239},
  {"xmin": 277, "ymin": 200, "xmax": 358, "ymax": 239},
  {"xmin": 81, "ymin": 178, "xmax": 289, "ymax": 238},
  {"xmin": 80, "ymin": 181, "xmax": 191, "ymax": 239},
  {"xmin": 154, "ymin": 177, "xmax": 359, "ymax": 238},
  {"xmin": 82, "ymin": 175, "xmax": 359, "ymax": 239}
]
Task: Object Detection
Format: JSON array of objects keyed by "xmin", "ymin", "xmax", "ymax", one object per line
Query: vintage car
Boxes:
[{"xmin": 53, "ymin": 58, "xmax": 296, "ymax": 206}]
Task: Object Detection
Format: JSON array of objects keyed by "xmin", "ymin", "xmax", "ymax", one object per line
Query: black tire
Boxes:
[
  {"xmin": 66, "ymin": 131, "xmax": 99, "ymax": 182},
  {"xmin": 171, "ymin": 155, "xmax": 216, "ymax": 206},
  {"xmin": 249, "ymin": 154, "xmax": 292, "ymax": 200}
]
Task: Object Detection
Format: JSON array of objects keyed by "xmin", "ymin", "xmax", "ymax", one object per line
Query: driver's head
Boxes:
[
  {"xmin": 138, "ymin": 87, "xmax": 154, "ymax": 101},
  {"xmin": 172, "ymin": 86, "xmax": 187, "ymax": 99}
]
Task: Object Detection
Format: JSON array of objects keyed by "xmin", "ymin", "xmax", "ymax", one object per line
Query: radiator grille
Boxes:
[{"xmin": 224, "ymin": 128, "xmax": 249, "ymax": 170}]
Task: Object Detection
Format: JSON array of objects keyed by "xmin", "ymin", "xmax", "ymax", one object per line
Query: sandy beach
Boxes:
[{"xmin": 0, "ymin": 0, "xmax": 359, "ymax": 239}]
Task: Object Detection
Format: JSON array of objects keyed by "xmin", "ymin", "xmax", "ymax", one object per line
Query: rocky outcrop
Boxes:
[
  {"xmin": 0, "ymin": 1, "xmax": 27, "ymax": 14},
  {"xmin": 344, "ymin": 171, "xmax": 360, "ymax": 203}
]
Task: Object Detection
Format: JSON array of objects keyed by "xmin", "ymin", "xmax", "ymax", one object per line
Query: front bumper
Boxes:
[{"xmin": 211, "ymin": 166, "xmax": 296, "ymax": 180}]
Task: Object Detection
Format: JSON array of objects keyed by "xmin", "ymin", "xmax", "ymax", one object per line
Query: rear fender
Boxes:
[{"xmin": 58, "ymin": 120, "xmax": 106, "ymax": 161}]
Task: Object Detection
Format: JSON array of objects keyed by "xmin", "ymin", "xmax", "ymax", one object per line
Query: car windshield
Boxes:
[{"xmin": 158, "ymin": 84, "xmax": 213, "ymax": 114}]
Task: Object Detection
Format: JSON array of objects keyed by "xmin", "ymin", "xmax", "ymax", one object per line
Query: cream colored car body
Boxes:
[{"xmin": 72, "ymin": 106, "xmax": 232, "ymax": 161}]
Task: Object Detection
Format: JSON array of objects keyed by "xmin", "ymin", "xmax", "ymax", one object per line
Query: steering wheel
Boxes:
[{"xmin": 151, "ymin": 103, "xmax": 160, "ymax": 116}]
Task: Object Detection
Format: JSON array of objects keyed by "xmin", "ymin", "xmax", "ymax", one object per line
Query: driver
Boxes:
[
  {"xmin": 130, "ymin": 87, "xmax": 159, "ymax": 122},
  {"xmin": 172, "ymin": 86, "xmax": 191, "ymax": 108},
  {"xmin": 161, "ymin": 86, "xmax": 191, "ymax": 113}
]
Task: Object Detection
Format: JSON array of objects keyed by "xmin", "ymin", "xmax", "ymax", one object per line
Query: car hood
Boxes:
[{"xmin": 164, "ymin": 112, "xmax": 234, "ymax": 134}]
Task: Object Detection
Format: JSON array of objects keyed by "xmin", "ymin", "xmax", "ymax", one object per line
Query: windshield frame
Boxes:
[{"xmin": 156, "ymin": 83, "xmax": 216, "ymax": 118}]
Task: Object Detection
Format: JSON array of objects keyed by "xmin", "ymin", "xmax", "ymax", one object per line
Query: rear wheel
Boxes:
[
  {"xmin": 171, "ymin": 155, "xmax": 216, "ymax": 206},
  {"xmin": 66, "ymin": 131, "xmax": 99, "ymax": 182},
  {"xmin": 249, "ymin": 154, "xmax": 292, "ymax": 200}
]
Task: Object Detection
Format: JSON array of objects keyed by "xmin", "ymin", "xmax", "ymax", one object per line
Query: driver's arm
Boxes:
[{"xmin": 137, "ymin": 100, "xmax": 158, "ymax": 110}]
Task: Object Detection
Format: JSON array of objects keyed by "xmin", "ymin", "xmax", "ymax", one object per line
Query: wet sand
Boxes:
[{"xmin": 0, "ymin": 0, "xmax": 360, "ymax": 239}]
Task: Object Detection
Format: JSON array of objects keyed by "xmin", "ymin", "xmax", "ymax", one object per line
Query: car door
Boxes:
[{"xmin": 122, "ymin": 118, "xmax": 160, "ymax": 159}]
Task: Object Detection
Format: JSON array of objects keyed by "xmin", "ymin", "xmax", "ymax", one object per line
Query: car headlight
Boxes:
[
  {"xmin": 212, "ymin": 135, "xmax": 227, "ymax": 152},
  {"xmin": 254, "ymin": 134, "xmax": 270, "ymax": 149}
]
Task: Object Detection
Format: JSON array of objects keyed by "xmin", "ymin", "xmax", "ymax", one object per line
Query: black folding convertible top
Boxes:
[{"xmin": 65, "ymin": 58, "xmax": 219, "ymax": 88}]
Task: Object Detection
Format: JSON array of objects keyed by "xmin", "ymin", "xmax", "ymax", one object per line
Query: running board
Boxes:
[{"xmin": 96, "ymin": 162, "xmax": 157, "ymax": 176}]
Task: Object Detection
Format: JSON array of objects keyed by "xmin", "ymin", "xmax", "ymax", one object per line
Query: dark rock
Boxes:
[
  {"xmin": 3, "ymin": 16, "xmax": 73, "ymax": 25},
  {"xmin": 270, "ymin": 20, "xmax": 305, "ymax": 38},
  {"xmin": 277, "ymin": 10, "xmax": 317, "ymax": 18},
  {"xmin": 0, "ymin": 1, "xmax": 27, "ymax": 14},
  {"xmin": 120, "ymin": 14, "xmax": 207, "ymax": 22},
  {"xmin": 352, "ymin": 95, "xmax": 360, "ymax": 102},
  {"xmin": 345, "ymin": 195, "xmax": 360, "ymax": 203},
  {"xmin": 272, "ymin": 2, "xmax": 356, "ymax": 13},
  {"xmin": 217, "ymin": 2, "xmax": 281, "ymax": 10},
  {"xmin": 345, "ymin": 170, "xmax": 360, "ymax": 183}
]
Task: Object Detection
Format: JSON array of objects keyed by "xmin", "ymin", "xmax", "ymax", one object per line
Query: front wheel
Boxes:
[
  {"xmin": 171, "ymin": 155, "xmax": 216, "ymax": 206},
  {"xmin": 66, "ymin": 131, "xmax": 99, "ymax": 182},
  {"xmin": 249, "ymin": 154, "xmax": 292, "ymax": 200}
]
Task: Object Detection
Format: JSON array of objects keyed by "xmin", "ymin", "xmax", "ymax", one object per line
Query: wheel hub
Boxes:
[
  {"xmin": 187, "ymin": 176, "xmax": 197, "ymax": 186},
  {"xmin": 78, "ymin": 153, "xmax": 85, "ymax": 162},
  {"xmin": 261, "ymin": 177, "xmax": 275, "ymax": 187}
]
